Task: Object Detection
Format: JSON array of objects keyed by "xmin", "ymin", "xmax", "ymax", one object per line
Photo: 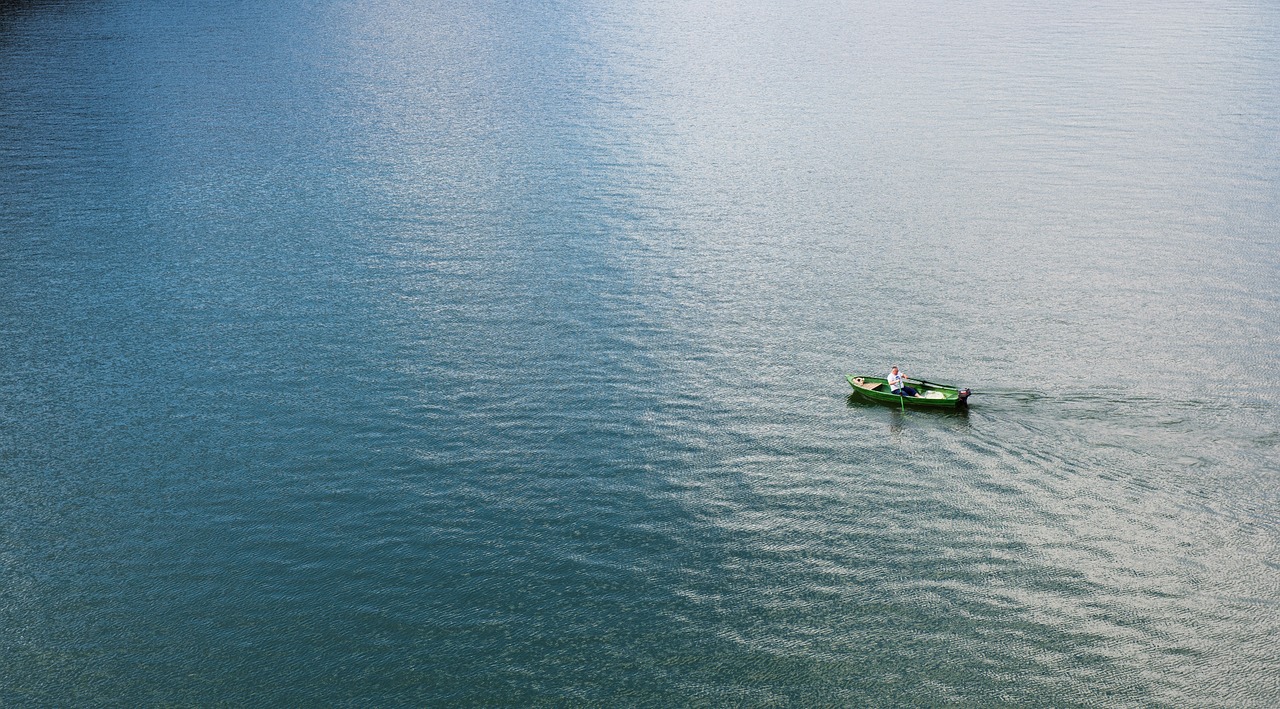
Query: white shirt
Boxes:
[{"xmin": 888, "ymin": 370, "xmax": 905, "ymax": 391}]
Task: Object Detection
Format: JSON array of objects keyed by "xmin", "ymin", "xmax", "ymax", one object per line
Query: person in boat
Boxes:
[{"xmin": 887, "ymin": 366, "xmax": 918, "ymax": 397}]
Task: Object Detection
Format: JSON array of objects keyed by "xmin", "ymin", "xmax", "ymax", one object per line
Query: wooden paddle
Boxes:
[{"xmin": 906, "ymin": 377, "xmax": 958, "ymax": 390}]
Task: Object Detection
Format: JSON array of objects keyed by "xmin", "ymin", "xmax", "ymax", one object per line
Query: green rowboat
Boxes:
[{"xmin": 846, "ymin": 375, "xmax": 972, "ymax": 409}]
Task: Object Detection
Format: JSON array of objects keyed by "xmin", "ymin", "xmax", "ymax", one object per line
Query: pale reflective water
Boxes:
[{"xmin": 2, "ymin": 0, "xmax": 1278, "ymax": 705}]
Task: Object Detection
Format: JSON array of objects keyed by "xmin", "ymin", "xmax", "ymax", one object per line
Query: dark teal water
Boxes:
[{"xmin": 3, "ymin": 0, "xmax": 1278, "ymax": 705}]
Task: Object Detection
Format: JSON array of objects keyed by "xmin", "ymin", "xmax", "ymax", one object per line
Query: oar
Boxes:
[{"xmin": 906, "ymin": 377, "xmax": 957, "ymax": 390}]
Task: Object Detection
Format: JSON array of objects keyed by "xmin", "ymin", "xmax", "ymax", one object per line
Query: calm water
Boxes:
[{"xmin": 3, "ymin": 0, "xmax": 1278, "ymax": 705}]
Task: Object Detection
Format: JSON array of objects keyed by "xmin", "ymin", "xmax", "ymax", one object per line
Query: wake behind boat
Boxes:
[{"xmin": 847, "ymin": 374, "xmax": 972, "ymax": 408}]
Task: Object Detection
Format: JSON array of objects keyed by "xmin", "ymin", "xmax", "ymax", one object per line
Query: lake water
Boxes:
[{"xmin": 2, "ymin": 0, "xmax": 1278, "ymax": 705}]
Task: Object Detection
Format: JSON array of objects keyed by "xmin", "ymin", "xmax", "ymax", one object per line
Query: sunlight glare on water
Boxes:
[{"xmin": 1, "ymin": 0, "xmax": 1278, "ymax": 705}]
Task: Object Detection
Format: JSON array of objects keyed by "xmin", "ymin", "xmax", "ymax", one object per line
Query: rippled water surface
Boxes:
[{"xmin": 3, "ymin": 0, "xmax": 1278, "ymax": 705}]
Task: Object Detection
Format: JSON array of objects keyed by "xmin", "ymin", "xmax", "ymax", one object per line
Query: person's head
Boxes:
[{"xmin": 891, "ymin": 366, "xmax": 899, "ymax": 373}]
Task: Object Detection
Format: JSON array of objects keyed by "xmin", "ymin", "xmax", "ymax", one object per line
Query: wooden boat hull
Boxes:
[{"xmin": 846, "ymin": 375, "xmax": 970, "ymax": 408}]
